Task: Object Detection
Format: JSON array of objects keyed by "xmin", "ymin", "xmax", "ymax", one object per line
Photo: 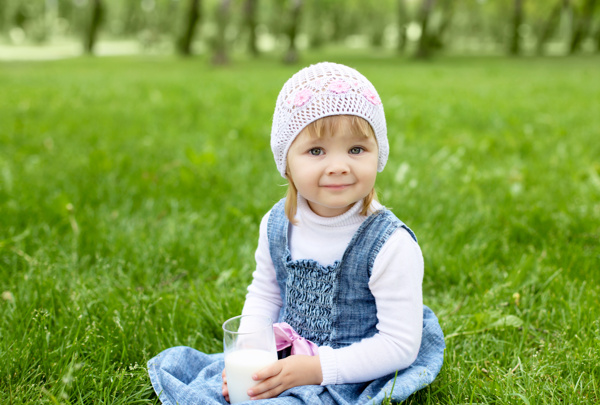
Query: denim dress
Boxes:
[{"xmin": 147, "ymin": 200, "xmax": 445, "ymax": 404}]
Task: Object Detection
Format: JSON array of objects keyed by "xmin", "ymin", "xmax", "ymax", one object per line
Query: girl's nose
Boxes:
[{"xmin": 326, "ymin": 155, "xmax": 349, "ymax": 175}]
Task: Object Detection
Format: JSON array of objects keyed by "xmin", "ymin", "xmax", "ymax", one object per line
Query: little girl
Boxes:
[{"xmin": 148, "ymin": 62, "xmax": 445, "ymax": 404}]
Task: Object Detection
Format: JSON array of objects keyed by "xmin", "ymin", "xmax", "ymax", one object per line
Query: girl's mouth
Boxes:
[{"xmin": 322, "ymin": 184, "xmax": 351, "ymax": 190}]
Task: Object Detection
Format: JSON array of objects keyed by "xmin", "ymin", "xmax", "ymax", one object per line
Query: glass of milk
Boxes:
[{"xmin": 223, "ymin": 314, "xmax": 277, "ymax": 404}]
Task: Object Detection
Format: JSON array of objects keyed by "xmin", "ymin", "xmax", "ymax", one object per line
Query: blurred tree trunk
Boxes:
[
  {"xmin": 123, "ymin": 0, "xmax": 140, "ymax": 36},
  {"xmin": 283, "ymin": 0, "xmax": 303, "ymax": 64},
  {"xmin": 244, "ymin": 0, "xmax": 259, "ymax": 57},
  {"xmin": 0, "ymin": 2, "xmax": 5, "ymax": 32},
  {"xmin": 430, "ymin": 0, "xmax": 454, "ymax": 50},
  {"xmin": 370, "ymin": 20, "xmax": 385, "ymax": 48},
  {"xmin": 212, "ymin": 0, "xmax": 231, "ymax": 65},
  {"xmin": 177, "ymin": 0, "xmax": 201, "ymax": 56},
  {"xmin": 536, "ymin": 0, "xmax": 567, "ymax": 55},
  {"xmin": 415, "ymin": 0, "xmax": 436, "ymax": 59},
  {"xmin": 84, "ymin": 0, "xmax": 103, "ymax": 54},
  {"xmin": 331, "ymin": 13, "xmax": 343, "ymax": 42},
  {"xmin": 508, "ymin": 0, "xmax": 524, "ymax": 55},
  {"xmin": 570, "ymin": 0, "xmax": 597, "ymax": 54},
  {"xmin": 397, "ymin": 0, "xmax": 408, "ymax": 53},
  {"xmin": 309, "ymin": 12, "xmax": 328, "ymax": 49}
]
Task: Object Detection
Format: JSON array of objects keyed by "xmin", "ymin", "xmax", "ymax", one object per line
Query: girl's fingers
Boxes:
[
  {"xmin": 252, "ymin": 360, "xmax": 282, "ymax": 381},
  {"xmin": 248, "ymin": 376, "xmax": 278, "ymax": 397},
  {"xmin": 248, "ymin": 362, "xmax": 285, "ymax": 398},
  {"xmin": 221, "ymin": 368, "xmax": 229, "ymax": 400},
  {"xmin": 249, "ymin": 381, "xmax": 284, "ymax": 400}
]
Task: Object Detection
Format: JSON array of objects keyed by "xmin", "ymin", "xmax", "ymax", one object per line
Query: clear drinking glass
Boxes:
[{"xmin": 223, "ymin": 315, "xmax": 277, "ymax": 404}]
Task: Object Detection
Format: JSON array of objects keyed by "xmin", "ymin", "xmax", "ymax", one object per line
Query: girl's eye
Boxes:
[
  {"xmin": 309, "ymin": 148, "xmax": 323, "ymax": 156},
  {"xmin": 349, "ymin": 147, "xmax": 364, "ymax": 155}
]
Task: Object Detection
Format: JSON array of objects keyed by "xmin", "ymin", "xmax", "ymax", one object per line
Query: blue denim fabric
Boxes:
[
  {"xmin": 147, "ymin": 199, "xmax": 445, "ymax": 404},
  {"xmin": 268, "ymin": 199, "xmax": 416, "ymax": 348}
]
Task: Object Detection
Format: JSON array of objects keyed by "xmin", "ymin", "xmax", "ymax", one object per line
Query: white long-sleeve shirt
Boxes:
[{"xmin": 242, "ymin": 197, "xmax": 423, "ymax": 385}]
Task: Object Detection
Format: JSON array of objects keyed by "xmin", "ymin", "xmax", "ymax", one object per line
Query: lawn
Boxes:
[{"xmin": 1, "ymin": 52, "xmax": 599, "ymax": 404}]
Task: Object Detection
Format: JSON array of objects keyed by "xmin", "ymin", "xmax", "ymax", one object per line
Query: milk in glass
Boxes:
[
  {"xmin": 225, "ymin": 349, "xmax": 277, "ymax": 403},
  {"xmin": 223, "ymin": 315, "xmax": 277, "ymax": 404}
]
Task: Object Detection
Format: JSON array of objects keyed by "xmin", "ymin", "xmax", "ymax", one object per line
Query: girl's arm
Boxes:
[
  {"xmin": 242, "ymin": 210, "xmax": 283, "ymax": 321},
  {"xmin": 319, "ymin": 227, "xmax": 424, "ymax": 385}
]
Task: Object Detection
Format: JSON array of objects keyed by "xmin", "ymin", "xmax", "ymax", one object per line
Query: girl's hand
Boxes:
[
  {"xmin": 247, "ymin": 355, "xmax": 322, "ymax": 400},
  {"xmin": 221, "ymin": 368, "xmax": 230, "ymax": 403}
]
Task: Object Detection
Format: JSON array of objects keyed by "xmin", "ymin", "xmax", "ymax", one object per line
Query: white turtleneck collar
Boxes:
[
  {"xmin": 296, "ymin": 196, "xmax": 366, "ymax": 228},
  {"xmin": 289, "ymin": 196, "xmax": 382, "ymax": 266}
]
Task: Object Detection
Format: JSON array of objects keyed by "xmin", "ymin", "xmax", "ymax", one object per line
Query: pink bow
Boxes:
[{"xmin": 273, "ymin": 322, "xmax": 319, "ymax": 356}]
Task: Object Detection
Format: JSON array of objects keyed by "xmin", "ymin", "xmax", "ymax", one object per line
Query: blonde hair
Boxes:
[{"xmin": 284, "ymin": 115, "xmax": 379, "ymax": 223}]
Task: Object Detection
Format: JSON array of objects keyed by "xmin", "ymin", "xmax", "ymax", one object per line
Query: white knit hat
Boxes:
[{"xmin": 270, "ymin": 62, "xmax": 388, "ymax": 178}]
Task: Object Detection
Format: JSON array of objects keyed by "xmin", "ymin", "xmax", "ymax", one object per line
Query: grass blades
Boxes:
[{"xmin": 1, "ymin": 53, "xmax": 599, "ymax": 404}]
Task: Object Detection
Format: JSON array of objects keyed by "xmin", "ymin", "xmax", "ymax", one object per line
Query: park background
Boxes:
[{"xmin": 1, "ymin": 0, "xmax": 599, "ymax": 404}]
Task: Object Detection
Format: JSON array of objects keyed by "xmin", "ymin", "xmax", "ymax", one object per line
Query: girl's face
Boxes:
[{"xmin": 286, "ymin": 119, "xmax": 379, "ymax": 217}]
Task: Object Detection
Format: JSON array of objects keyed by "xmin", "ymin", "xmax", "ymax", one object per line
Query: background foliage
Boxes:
[{"xmin": 1, "ymin": 0, "xmax": 599, "ymax": 59}]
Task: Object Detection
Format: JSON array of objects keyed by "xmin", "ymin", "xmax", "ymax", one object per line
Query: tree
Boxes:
[
  {"xmin": 212, "ymin": 0, "xmax": 231, "ymax": 65},
  {"xmin": 13, "ymin": 4, "xmax": 28, "ymax": 31},
  {"xmin": 243, "ymin": 0, "xmax": 259, "ymax": 57},
  {"xmin": 121, "ymin": 0, "xmax": 142, "ymax": 36},
  {"xmin": 363, "ymin": 2, "xmax": 388, "ymax": 48},
  {"xmin": 430, "ymin": 0, "xmax": 455, "ymax": 50},
  {"xmin": 415, "ymin": 0, "xmax": 436, "ymax": 59},
  {"xmin": 283, "ymin": 0, "xmax": 303, "ymax": 64},
  {"xmin": 177, "ymin": 0, "xmax": 201, "ymax": 56},
  {"xmin": 508, "ymin": 0, "xmax": 524, "ymax": 55},
  {"xmin": 596, "ymin": 20, "xmax": 600, "ymax": 52},
  {"xmin": 397, "ymin": 0, "xmax": 409, "ymax": 53},
  {"xmin": 570, "ymin": 0, "xmax": 597, "ymax": 53},
  {"xmin": 536, "ymin": 0, "xmax": 568, "ymax": 55},
  {"xmin": 84, "ymin": 0, "xmax": 104, "ymax": 54},
  {"xmin": 0, "ymin": 1, "xmax": 6, "ymax": 32}
]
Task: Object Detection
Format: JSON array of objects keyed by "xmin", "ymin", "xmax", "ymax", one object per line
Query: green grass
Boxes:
[{"xmin": 1, "ymin": 52, "xmax": 599, "ymax": 404}]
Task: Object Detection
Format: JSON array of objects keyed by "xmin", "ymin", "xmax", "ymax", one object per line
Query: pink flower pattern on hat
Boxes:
[
  {"xmin": 328, "ymin": 80, "xmax": 351, "ymax": 94},
  {"xmin": 363, "ymin": 88, "xmax": 381, "ymax": 105},
  {"xmin": 294, "ymin": 88, "xmax": 313, "ymax": 107}
]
